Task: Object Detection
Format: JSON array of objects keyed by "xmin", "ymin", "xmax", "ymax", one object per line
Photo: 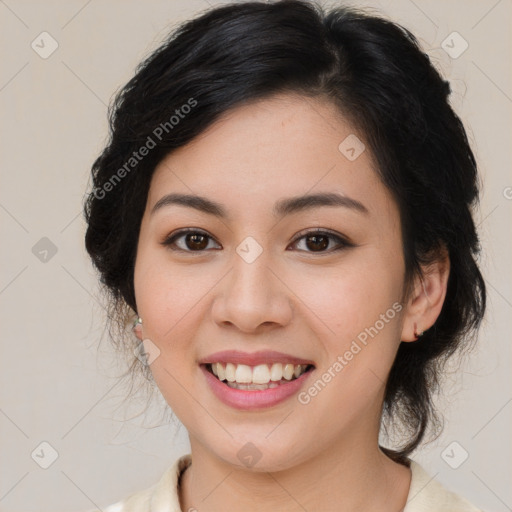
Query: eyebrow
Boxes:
[{"xmin": 150, "ymin": 191, "xmax": 368, "ymax": 218}]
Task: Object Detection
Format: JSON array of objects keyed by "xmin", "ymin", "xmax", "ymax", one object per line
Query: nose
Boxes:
[{"xmin": 211, "ymin": 253, "xmax": 293, "ymax": 334}]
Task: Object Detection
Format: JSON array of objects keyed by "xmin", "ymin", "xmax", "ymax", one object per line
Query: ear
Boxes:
[
  {"xmin": 133, "ymin": 319, "xmax": 144, "ymax": 341},
  {"xmin": 401, "ymin": 246, "xmax": 450, "ymax": 342}
]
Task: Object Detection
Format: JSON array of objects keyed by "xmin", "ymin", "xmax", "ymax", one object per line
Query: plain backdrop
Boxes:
[{"xmin": 0, "ymin": 1, "xmax": 511, "ymax": 511}]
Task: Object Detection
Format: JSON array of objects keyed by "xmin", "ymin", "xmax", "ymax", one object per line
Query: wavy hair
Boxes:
[{"xmin": 83, "ymin": 0, "xmax": 486, "ymax": 462}]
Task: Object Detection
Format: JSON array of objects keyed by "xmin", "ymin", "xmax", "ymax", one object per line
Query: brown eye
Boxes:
[
  {"xmin": 162, "ymin": 229, "xmax": 220, "ymax": 252},
  {"xmin": 304, "ymin": 234, "xmax": 329, "ymax": 252},
  {"xmin": 184, "ymin": 233, "xmax": 209, "ymax": 250},
  {"xmin": 162, "ymin": 228, "xmax": 353, "ymax": 254},
  {"xmin": 290, "ymin": 229, "xmax": 353, "ymax": 254}
]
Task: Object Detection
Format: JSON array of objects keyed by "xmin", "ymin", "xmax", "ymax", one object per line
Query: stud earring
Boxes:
[
  {"xmin": 132, "ymin": 316, "xmax": 142, "ymax": 332},
  {"xmin": 413, "ymin": 322, "xmax": 424, "ymax": 340}
]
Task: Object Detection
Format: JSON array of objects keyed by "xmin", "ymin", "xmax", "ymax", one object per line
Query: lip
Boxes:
[
  {"xmin": 200, "ymin": 362, "xmax": 315, "ymax": 410},
  {"xmin": 199, "ymin": 350, "xmax": 315, "ymax": 366}
]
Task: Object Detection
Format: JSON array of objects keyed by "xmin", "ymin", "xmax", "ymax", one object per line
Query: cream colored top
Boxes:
[{"xmin": 86, "ymin": 454, "xmax": 482, "ymax": 512}]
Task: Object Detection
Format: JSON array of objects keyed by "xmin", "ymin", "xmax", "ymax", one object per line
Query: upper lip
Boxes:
[{"xmin": 199, "ymin": 350, "xmax": 315, "ymax": 367}]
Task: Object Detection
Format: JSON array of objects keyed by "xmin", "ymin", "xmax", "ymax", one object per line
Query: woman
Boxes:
[{"xmin": 83, "ymin": 1, "xmax": 486, "ymax": 510}]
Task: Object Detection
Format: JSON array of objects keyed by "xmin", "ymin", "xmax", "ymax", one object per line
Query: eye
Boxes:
[
  {"xmin": 161, "ymin": 228, "xmax": 220, "ymax": 252},
  {"xmin": 161, "ymin": 228, "xmax": 354, "ymax": 254},
  {"xmin": 289, "ymin": 229, "xmax": 354, "ymax": 253}
]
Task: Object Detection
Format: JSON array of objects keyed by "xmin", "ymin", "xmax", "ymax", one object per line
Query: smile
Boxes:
[
  {"xmin": 206, "ymin": 362, "xmax": 313, "ymax": 390},
  {"xmin": 199, "ymin": 350, "xmax": 316, "ymax": 409}
]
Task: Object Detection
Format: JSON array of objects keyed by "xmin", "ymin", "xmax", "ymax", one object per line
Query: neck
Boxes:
[{"xmin": 179, "ymin": 434, "xmax": 411, "ymax": 512}]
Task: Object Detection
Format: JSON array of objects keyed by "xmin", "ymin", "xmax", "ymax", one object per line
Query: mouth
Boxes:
[
  {"xmin": 203, "ymin": 362, "xmax": 315, "ymax": 390},
  {"xmin": 199, "ymin": 350, "xmax": 316, "ymax": 409}
]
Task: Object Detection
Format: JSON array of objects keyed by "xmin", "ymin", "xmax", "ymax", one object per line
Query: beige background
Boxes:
[{"xmin": 0, "ymin": 0, "xmax": 511, "ymax": 510}]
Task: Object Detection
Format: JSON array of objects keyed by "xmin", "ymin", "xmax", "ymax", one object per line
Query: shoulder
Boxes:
[
  {"xmin": 81, "ymin": 454, "xmax": 191, "ymax": 512},
  {"xmin": 79, "ymin": 455, "xmax": 483, "ymax": 512},
  {"xmin": 404, "ymin": 459, "xmax": 482, "ymax": 512}
]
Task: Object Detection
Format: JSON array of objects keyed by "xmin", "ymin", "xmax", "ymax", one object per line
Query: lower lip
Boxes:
[{"xmin": 201, "ymin": 365, "xmax": 313, "ymax": 410}]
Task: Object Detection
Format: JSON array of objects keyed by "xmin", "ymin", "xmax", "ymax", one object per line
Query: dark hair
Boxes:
[{"xmin": 83, "ymin": 0, "xmax": 486, "ymax": 463}]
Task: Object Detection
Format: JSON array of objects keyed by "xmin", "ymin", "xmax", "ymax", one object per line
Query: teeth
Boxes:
[
  {"xmin": 283, "ymin": 363, "xmax": 295, "ymax": 380},
  {"xmin": 216, "ymin": 362, "xmax": 226, "ymax": 381},
  {"xmin": 253, "ymin": 364, "xmax": 271, "ymax": 384},
  {"xmin": 226, "ymin": 381, "xmax": 280, "ymax": 390},
  {"xmin": 235, "ymin": 364, "xmax": 252, "ymax": 383},
  {"xmin": 270, "ymin": 363, "xmax": 283, "ymax": 381},
  {"xmin": 225, "ymin": 363, "xmax": 236, "ymax": 382},
  {"xmin": 208, "ymin": 362, "xmax": 310, "ymax": 385}
]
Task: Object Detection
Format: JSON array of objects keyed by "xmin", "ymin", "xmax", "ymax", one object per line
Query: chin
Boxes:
[{"xmin": 205, "ymin": 434, "xmax": 311, "ymax": 473}]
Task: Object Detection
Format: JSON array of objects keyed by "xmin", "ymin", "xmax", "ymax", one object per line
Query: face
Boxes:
[{"xmin": 133, "ymin": 93, "xmax": 409, "ymax": 471}]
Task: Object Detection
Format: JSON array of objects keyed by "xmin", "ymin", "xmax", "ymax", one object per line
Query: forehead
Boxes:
[{"xmin": 147, "ymin": 93, "xmax": 394, "ymax": 221}]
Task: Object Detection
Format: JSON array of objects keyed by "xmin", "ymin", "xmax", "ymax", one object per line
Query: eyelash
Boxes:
[{"xmin": 161, "ymin": 228, "xmax": 354, "ymax": 254}]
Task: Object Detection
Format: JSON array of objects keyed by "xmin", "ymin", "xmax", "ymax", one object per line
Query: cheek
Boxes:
[
  {"xmin": 133, "ymin": 253, "xmax": 208, "ymax": 414},
  {"xmin": 291, "ymin": 256, "xmax": 403, "ymax": 340},
  {"xmin": 298, "ymin": 270, "xmax": 403, "ymax": 417},
  {"xmin": 134, "ymin": 247, "xmax": 210, "ymax": 341},
  {"xmin": 289, "ymin": 253, "xmax": 404, "ymax": 402}
]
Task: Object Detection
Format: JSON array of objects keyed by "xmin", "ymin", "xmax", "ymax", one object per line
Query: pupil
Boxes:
[
  {"xmin": 187, "ymin": 233, "xmax": 207, "ymax": 250},
  {"xmin": 306, "ymin": 235, "xmax": 328, "ymax": 251}
]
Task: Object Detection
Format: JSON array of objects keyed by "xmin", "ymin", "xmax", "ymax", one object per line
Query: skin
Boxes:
[{"xmin": 133, "ymin": 92, "xmax": 450, "ymax": 512}]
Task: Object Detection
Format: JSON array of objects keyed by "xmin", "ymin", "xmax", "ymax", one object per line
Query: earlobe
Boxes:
[
  {"xmin": 401, "ymin": 248, "xmax": 450, "ymax": 342},
  {"xmin": 132, "ymin": 316, "xmax": 143, "ymax": 340},
  {"xmin": 413, "ymin": 322, "xmax": 424, "ymax": 340}
]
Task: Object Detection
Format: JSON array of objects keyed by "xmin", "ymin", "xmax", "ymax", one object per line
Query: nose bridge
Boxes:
[
  {"xmin": 212, "ymin": 243, "xmax": 293, "ymax": 331},
  {"xmin": 232, "ymin": 251, "xmax": 273, "ymax": 303}
]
